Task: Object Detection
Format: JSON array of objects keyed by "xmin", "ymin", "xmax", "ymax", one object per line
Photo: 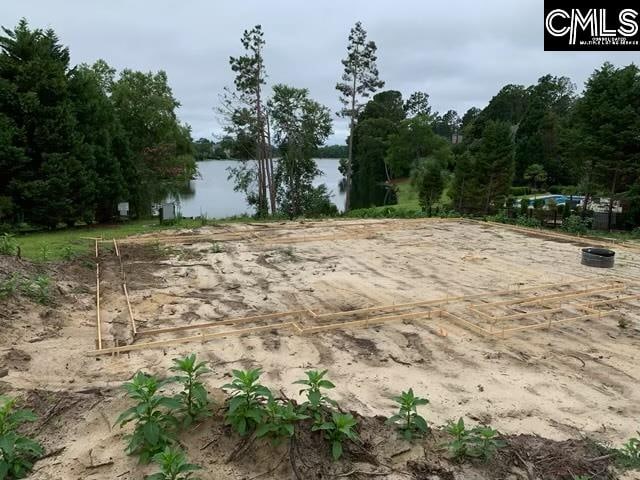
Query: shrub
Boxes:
[
  {"xmin": 145, "ymin": 447, "xmax": 201, "ymax": 480},
  {"xmin": 0, "ymin": 396, "xmax": 43, "ymax": 479},
  {"xmin": 562, "ymin": 215, "xmax": 591, "ymax": 235},
  {"xmin": 222, "ymin": 369, "xmax": 271, "ymax": 436},
  {"xmin": 0, "ymin": 233, "xmax": 17, "ymax": 256},
  {"xmin": 255, "ymin": 398, "xmax": 308, "ymax": 445},
  {"xmin": 616, "ymin": 431, "xmax": 640, "ymax": 469},
  {"xmin": 387, "ymin": 389, "xmax": 429, "ymax": 440},
  {"xmin": 312, "ymin": 412, "xmax": 359, "ymax": 461},
  {"xmin": 116, "ymin": 372, "xmax": 181, "ymax": 463},
  {"xmin": 516, "ymin": 216, "xmax": 541, "ymax": 228},
  {"xmin": 445, "ymin": 417, "xmax": 505, "ymax": 462},
  {"xmin": 170, "ymin": 354, "xmax": 211, "ymax": 428}
]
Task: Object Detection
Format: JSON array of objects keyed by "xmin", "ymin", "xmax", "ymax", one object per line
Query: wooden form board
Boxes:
[{"xmin": 90, "ymin": 271, "xmax": 638, "ymax": 355}]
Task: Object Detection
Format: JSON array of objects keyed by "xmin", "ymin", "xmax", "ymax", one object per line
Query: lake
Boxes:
[{"xmin": 169, "ymin": 158, "xmax": 345, "ymax": 218}]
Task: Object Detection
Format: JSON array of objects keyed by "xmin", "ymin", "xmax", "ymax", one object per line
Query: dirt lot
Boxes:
[{"xmin": 2, "ymin": 218, "xmax": 640, "ymax": 479}]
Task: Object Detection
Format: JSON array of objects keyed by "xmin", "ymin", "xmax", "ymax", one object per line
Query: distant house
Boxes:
[{"xmin": 451, "ymin": 132, "xmax": 463, "ymax": 144}]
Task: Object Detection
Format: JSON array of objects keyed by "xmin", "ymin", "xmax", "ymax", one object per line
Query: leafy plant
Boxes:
[
  {"xmin": 209, "ymin": 242, "xmax": 223, "ymax": 254},
  {"xmin": 562, "ymin": 215, "xmax": 591, "ymax": 234},
  {"xmin": 312, "ymin": 411, "xmax": 359, "ymax": 461},
  {"xmin": 20, "ymin": 275, "xmax": 51, "ymax": 305},
  {"xmin": 255, "ymin": 398, "xmax": 308, "ymax": 445},
  {"xmin": 170, "ymin": 354, "xmax": 211, "ymax": 427},
  {"xmin": 145, "ymin": 447, "xmax": 201, "ymax": 480},
  {"xmin": 61, "ymin": 245, "xmax": 76, "ymax": 261},
  {"xmin": 38, "ymin": 244, "xmax": 49, "ymax": 262},
  {"xmin": 616, "ymin": 432, "xmax": 640, "ymax": 468},
  {"xmin": 0, "ymin": 274, "xmax": 20, "ymax": 301},
  {"xmin": 0, "ymin": 396, "xmax": 43, "ymax": 479},
  {"xmin": 0, "ymin": 234, "xmax": 17, "ymax": 256},
  {"xmin": 387, "ymin": 388, "xmax": 429, "ymax": 440},
  {"xmin": 445, "ymin": 418, "xmax": 505, "ymax": 462},
  {"xmin": 294, "ymin": 369, "xmax": 337, "ymax": 423},
  {"xmin": 222, "ymin": 369, "xmax": 271, "ymax": 436},
  {"xmin": 471, "ymin": 426, "xmax": 505, "ymax": 461},
  {"xmin": 116, "ymin": 372, "xmax": 181, "ymax": 463}
]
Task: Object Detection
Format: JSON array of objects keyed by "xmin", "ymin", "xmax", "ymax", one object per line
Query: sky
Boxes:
[{"xmin": 2, "ymin": 1, "xmax": 639, "ymax": 144}]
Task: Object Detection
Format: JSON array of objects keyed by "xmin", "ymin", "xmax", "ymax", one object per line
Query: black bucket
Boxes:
[{"xmin": 581, "ymin": 247, "xmax": 615, "ymax": 268}]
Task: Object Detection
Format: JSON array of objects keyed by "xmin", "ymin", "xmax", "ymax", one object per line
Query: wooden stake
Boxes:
[{"xmin": 96, "ymin": 263, "xmax": 102, "ymax": 350}]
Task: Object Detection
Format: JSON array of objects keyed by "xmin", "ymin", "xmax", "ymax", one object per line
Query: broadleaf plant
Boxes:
[
  {"xmin": 145, "ymin": 447, "xmax": 201, "ymax": 480},
  {"xmin": 387, "ymin": 388, "xmax": 429, "ymax": 440},
  {"xmin": 116, "ymin": 372, "xmax": 181, "ymax": 464},
  {"xmin": 445, "ymin": 417, "xmax": 505, "ymax": 462},
  {"xmin": 312, "ymin": 411, "xmax": 359, "ymax": 461},
  {"xmin": 222, "ymin": 369, "xmax": 271, "ymax": 436},
  {"xmin": 294, "ymin": 369, "xmax": 337, "ymax": 424},
  {"xmin": 0, "ymin": 396, "xmax": 43, "ymax": 479},
  {"xmin": 170, "ymin": 354, "xmax": 211, "ymax": 427},
  {"xmin": 254, "ymin": 398, "xmax": 308, "ymax": 445}
]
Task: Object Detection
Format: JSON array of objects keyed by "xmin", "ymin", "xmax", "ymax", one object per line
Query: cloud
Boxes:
[{"xmin": 3, "ymin": 0, "xmax": 636, "ymax": 144}]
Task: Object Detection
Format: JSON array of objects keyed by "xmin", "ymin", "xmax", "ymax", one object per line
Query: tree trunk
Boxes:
[
  {"xmin": 345, "ymin": 73, "xmax": 357, "ymax": 212},
  {"xmin": 265, "ymin": 112, "xmax": 277, "ymax": 215},
  {"xmin": 607, "ymin": 169, "xmax": 618, "ymax": 232}
]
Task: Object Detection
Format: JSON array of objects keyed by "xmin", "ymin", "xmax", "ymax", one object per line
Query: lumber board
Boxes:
[
  {"xmin": 96, "ymin": 263, "xmax": 102, "ymax": 350},
  {"xmin": 136, "ymin": 309, "xmax": 308, "ymax": 336}
]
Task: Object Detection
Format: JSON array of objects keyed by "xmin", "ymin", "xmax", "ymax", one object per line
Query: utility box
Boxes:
[
  {"xmin": 159, "ymin": 202, "xmax": 176, "ymax": 222},
  {"xmin": 117, "ymin": 202, "xmax": 129, "ymax": 217}
]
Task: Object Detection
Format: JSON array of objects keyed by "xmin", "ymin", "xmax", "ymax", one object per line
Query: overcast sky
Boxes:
[{"xmin": 3, "ymin": 1, "xmax": 639, "ymax": 144}]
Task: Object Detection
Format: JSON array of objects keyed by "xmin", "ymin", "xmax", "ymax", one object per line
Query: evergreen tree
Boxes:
[
  {"xmin": 336, "ymin": 21, "xmax": 384, "ymax": 211},
  {"xmin": 411, "ymin": 158, "xmax": 445, "ymax": 215},
  {"xmin": 475, "ymin": 121, "xmax": 515, "ymax": 214}
]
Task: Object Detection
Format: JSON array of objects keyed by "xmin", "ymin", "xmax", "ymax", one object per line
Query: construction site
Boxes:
[{"xmin": 2, "ymin": 218, "xmax": 640, "ymax": 479}]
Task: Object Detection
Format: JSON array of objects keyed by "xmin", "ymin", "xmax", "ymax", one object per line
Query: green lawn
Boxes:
[{"xmin": 10, "ymin": 218, "xmax": 211, "ymax": 261}]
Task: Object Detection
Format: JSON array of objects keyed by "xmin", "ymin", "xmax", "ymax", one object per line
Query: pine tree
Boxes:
[{"xmin": 336, "ymin": 21, "xmax": 384, "ymax": 211}]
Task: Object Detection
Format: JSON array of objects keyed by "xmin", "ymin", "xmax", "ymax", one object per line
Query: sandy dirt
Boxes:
[{"xmin": 1, "ymin": 218, "xmax": 640, "ymax": 479}]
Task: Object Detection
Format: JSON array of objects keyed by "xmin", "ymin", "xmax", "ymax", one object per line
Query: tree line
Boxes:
[
  {"xmin": 0, "ymin": 20, "xmax": 195, "ymax": 228},
  {"xmin": 333, "ymin": 23, "xmax": 639, "ymax": 228}
]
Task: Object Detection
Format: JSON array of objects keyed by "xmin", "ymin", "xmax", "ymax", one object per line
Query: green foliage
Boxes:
[
  {"xmin": 222, "ymin": 369, "xmax": 271, "ymax": 436},
  {"xmin": 116, "ymin": 372, "xmax": 181, "ymax": 464},
  {"xmin": 510, "ymin": 186, "xmax": 531, "ymax": 197},
  {"xmin": 515, "ymin": 216, "xmax": 541, "ymax": 228},
  {"xmin": 0, "ymin": 396, "xmax": 43, "ymax": 479},
  {"xmin": 0, "ymin": 234, "xmax": 17, "ymax": 256},
  {"xmin": 313, "ymin": 144, "xmax": 348, "ymax": 158},
  {"xmin": 170, "ymin": 355, "xmax": 211, "ymax": 427},
  {"xmin": 294, "ymin": 370, "xmax": 337, "ymax": 423},
  {"xmin": 562, "ymin": 215, "xmax": 590, "ymax": 234},
  {"xmin": 0, "ymin": 20, "xmax": 195, "ymax": 228},
  {"xmin": 523, "ymin": 163, "xmax": 548, "ymax": 191},
  {"xmin": 386, "ymin": 115, "xmax": 451, "ymax": 178},
  {"xmin": 445, "ymin": 418, "xmax": 505, "ymax": 462},
  {"xmin": 20, "ymin": 275, "xmax": 52, "ymax": 305},
  {"xmin": 255, "ymin": 398, "xmax": 308, "ymax": 445},
  {"xmin": 209, "ymin": 242, "xmax": 223, "ymax": 254},
  {"xmin": 268, "ymin": 84, "xmax": 333, "ymax": 218},
  {"xmin": 0, "ymin": 274, "xmax": 20, "ymax": 301},
  {"xmin": 387, "ymin": 389, "xmax": 429, "ymax": 440},
  {"xmin": 411, "ymin": 158, "xmax": 445, "ymax": 215},
  {"xmin": 615, "ymin": 432, "xmax": 640, "ymax": 469},
  {"xmin": 145, "ymin": 447, "xmax": 201, "ymax": 480},
  {"xmin": 312, "ymin": 412, "xmax": 359, "ymax": 461}
]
